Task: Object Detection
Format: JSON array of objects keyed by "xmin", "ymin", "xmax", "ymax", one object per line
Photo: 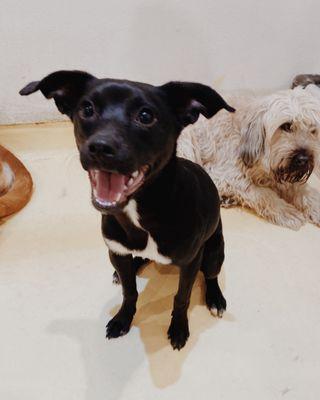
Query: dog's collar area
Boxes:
[{"xmin": 89, "ymin": 166, "xmax": 149, "ymax": 211}]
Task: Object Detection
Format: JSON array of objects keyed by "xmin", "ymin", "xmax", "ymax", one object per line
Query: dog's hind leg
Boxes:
[
  {"xmin": 112, "ymin": 257, "xmax": 149, "ymax": 284},
  {"xmin": 106, "ymin": 252, "xmax": 138, "ymax": 339},
  {"xmin": 201, "ymin": 219, "xmax": 227, "ymax": 317}
]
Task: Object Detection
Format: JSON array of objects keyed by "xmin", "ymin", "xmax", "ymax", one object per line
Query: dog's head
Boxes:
[
  {"xmin": 239, "ymin": 87, "xmax": 320, "ymax": 185},
  {"xmin": 20, "ymin": 70, "xmax": 234, "ymax": 212}
]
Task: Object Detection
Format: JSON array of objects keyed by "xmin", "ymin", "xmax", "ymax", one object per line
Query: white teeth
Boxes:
[
  {"xmin": 115, "ymin": 193, "xmax": 122, "ymax": 202},
  {"xmin": 128, "ymin": 178, "xmax": 134, "ymax": 186},
  {"xmin": 132, "ymin": 170, "xmax": 139, "ymax": 178}
]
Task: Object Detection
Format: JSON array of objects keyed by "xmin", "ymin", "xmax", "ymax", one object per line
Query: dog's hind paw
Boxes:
[
  {"xmin": 112, "ymin": 271, "xmax": 120, "ymax": 285},
  {"xmin": 205, "ymin": 278, "xmax": 227, "ymax": 318},
  {"xmin": 206, "ymin": 292, "xmax": 227, "ymax": 318},
  {"xmin": 209, "ymin": 305, "xmax": 226, "ymax": 318}
]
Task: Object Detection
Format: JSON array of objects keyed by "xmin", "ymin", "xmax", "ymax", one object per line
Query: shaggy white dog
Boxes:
[{"xmin": 178, "ymin": 85, "xmax": 320, "ymax": 230}]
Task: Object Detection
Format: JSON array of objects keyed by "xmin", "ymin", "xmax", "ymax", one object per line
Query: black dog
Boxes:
[{"xmin": 20, "ymin": 71, "xmax": 235, "ymax": 349}]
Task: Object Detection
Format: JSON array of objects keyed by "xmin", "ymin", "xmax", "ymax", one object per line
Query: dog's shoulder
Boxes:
[
  {"xmin": 174, "ymin": 157, "xmax": 220, "ymax": 211},
  {"xmin": 176, "ymin": 157, "xmax": 218, "ymax": 189}
]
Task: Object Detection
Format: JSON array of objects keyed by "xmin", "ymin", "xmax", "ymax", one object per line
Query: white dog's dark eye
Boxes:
[
  {"xmin": 280, "ymin": 122, "xmax": 292, "ymax": 132},
  {"xmin": 310, "ymin": 128, "xmax": 317, "ymax": 135},
  {"xmin": 136, "ymin": 108, "xmax": 156, "ymax": 126},
  {"xmin": 79, "ymin": 101, "xmax": 95, "ymax": 119}
]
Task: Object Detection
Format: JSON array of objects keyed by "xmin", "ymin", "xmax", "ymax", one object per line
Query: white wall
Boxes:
[{"xmin": 1, "ymin": 0, "xmax": 320, "ymax": 124}]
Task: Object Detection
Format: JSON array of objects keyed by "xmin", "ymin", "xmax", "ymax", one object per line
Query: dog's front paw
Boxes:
[
  {"xmin": 106, "ymin": 313, "xmax": 133, "ymax": 339},
  {"xmin": 281, "ymin": 211, "xmax": 305, "ymax": 230},
  {"xmin": 305, "ymin": 210, "xmax": 320, "ymax": 227},
  {"xmin": 308, "ymin": 213, "xmax": 320, "ymax": 227},
  {"xmin": 293, "ymin": 188, "xmax": 320, "ymax": 227},
  {"xmin": 167, "ymin": 316, "xmax": 190, "ymax": 350},
  {"xmin": 271, "ymin": 206, "xmax": 306, "ymax": 230},
  {"xmin": 303, "ymin": 203, "xmax": 320, "ymax": 227}
]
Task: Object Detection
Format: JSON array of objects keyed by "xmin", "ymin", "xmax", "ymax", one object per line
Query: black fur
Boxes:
[{"xmin": 20, "ymin": 70, "xmax": 235, "ymax": 350}]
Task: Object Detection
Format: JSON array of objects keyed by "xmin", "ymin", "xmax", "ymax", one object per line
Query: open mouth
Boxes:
[
  {"xmin": 88, "ymin": 165, "xmax": 149, "ymax": 210},
  {"xmin": 275, "ymin": 167, "xmax": 313, "ymax": 184}
]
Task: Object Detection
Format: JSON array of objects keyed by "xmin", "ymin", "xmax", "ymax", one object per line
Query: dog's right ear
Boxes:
[
  {"xmin": 159, "ymin": 81, "xmax": 235, "ymax": 128},
  {"xmin": 239, "ymin": 108, "xmax": 266, "ymax": 167},
  {"xmin": 19, "ymin": 70, "xmax": 96, "ymax": 118}
]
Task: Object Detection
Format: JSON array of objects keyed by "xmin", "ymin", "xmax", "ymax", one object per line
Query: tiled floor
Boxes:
[{"xmin": 1, "ymin": 122, "xmax": 319, "ymax": 400}]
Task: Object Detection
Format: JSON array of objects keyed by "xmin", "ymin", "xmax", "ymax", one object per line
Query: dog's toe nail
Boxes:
[
  {"xmin": 209, "ymin": 306, "xmax": 217, "ymax": 316},
  {"xmin": 217, "ymin": 309, "xmax": 225, "ymax": 318},
  {"xmin": 209, "ymin": 305, "xmax": 226, "ymax": 318}
]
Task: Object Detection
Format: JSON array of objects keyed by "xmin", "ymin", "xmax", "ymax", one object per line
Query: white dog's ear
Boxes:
[{"xmin": 239, "ymin": 109, "xmax": 266, "ymax": 167}]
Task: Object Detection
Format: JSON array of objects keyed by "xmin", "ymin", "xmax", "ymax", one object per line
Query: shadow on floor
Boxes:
[
  {"xmin": 48, "ymin": 262, "xmax": 234, "ymax": 399},
  {"xmin": 125, "ymin": 263, "xmax": 234, "ymax": 388}
]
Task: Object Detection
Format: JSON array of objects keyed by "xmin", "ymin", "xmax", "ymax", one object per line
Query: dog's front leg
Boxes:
[
  {"xmin": 168, "ymin": 253, "xmax": 202, "ymax": 350},
  {"xmin": 112, "ymin": 256, "xmax": 148, "ymax": 285},
  {"xmin": 106, "ymin": 251, "xmax": 138, "ymax": 339},
  {"xmin": 292, "ymin": 185, "xmax": 320, "ymax": 227},
  {"xmin": 240, "ymin": 185, "xmax": 306, "ymax": 230}
]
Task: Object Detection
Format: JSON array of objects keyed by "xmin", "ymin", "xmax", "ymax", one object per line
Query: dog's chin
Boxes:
[
  {"xmin": 274, "ymin": 167, "xmax": 313, "ymax": 185},
  {"xmin": 88, "ymin": 165, "xmax": 149, "ymax": 213}
]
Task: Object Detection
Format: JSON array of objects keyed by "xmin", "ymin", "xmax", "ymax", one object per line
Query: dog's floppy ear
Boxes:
[
  {"xmin": 239, "ymin": 109, "xmax": 266, "ymax": 167},
  {"xmin": 159, "ymin": 81, "xmax": 235, "ymax": 127},
  {"xmin": 19, "ymin": 70, "xmax": 96, "ymax": 118}
]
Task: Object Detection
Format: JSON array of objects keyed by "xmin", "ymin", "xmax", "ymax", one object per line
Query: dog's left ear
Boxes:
[
  {"xmin": 159, "ymin": 82, "xmax": 235, "ymax": 127},
  {"xmin": 19, "ymin": 70, "xmax": 97, "ymax": 118},
  {"xmin": 239, "ymin": 109, "xmax": 266, "ymax": 167}
]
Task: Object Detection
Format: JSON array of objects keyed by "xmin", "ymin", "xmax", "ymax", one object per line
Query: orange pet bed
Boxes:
[{"xmin": 0, "ymin": 145, "xmax": 33, "ymax": 218}]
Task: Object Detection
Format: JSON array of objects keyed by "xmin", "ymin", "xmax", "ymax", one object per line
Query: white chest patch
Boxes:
[{"xmin": 104, "ymin": 200, "xmax": 172, "ymax": 265}]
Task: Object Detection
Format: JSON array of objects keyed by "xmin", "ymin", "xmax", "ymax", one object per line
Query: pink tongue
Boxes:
[{"xmin": 96, "ymin": 171, "xmax": 126, "ymax": 202}]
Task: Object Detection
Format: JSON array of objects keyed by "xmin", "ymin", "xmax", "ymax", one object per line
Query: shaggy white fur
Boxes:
[{"xmin": 178, "ymin": 85, "xmax": 320, "ymax": 230}]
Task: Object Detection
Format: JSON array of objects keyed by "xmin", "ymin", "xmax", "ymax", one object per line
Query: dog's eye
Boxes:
[
  {"xmin": 79, "ymin": 101, "xmax": 95, "ymax": 119},
  {"xmin": 136, "ymin": 108, "xmax": 156, "ymax": 126},
  {"xmin": 280, "ymin": 122, "xmax": 292, "ymax": 132},
  {"xmin": 310, "ymin": 127, "xmax": 317, "ymax": 135}
]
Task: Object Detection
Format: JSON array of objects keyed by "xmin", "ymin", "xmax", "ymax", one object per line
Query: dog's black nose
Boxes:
[
  {"xmin": 293, "ymin": 153, "xmax": 309, "ymax": 167},
  {"xmin": 88, "ymin": 140, "xmax": 115, "ymax": 157}
]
